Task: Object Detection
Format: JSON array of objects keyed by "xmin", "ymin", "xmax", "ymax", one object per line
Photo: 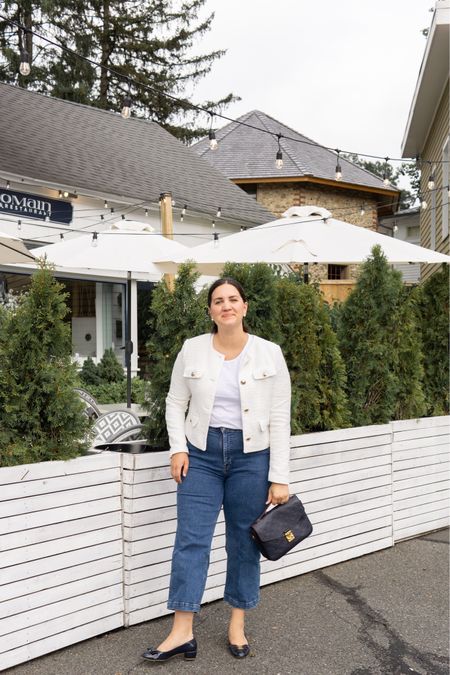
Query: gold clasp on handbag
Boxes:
[{"xmin": 284, "ymin": 529, "xmax": 295, "ymax": 542}]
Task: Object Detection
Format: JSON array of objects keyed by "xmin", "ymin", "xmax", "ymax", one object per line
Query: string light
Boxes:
[
  {"xmin": 91, "ymin": 231, "xmax": 98, "ymax": 247},
  {"xmin": 275, "ymin": 134, "xmax": 283, "ymax": 169},
  {"xmin": 6, "ymin": 180, "xmax": 10, "ymax": 189},
  {"xmin": 100, "ymin": 214, "xmax": 104, "ymax": 220},
  {"xmin": 145, "ymin": 208, "xmax": 148, "ymax": 216},
  {"xmin": 104, "ymin": 200, "xmax": 108, "ymax": 209},
  {"xmin": 382, "ymin": 158, "xmax": 390, "ymax": 186},
  {"xmin": 19, "ymin": 41, "xmax": 30, "ymax": 76},
  {"xmin": 60, "ymin": 232, "xmax": 64, "ymax": 239},
  {"xmin": 58, "ymin": 190, "xmax": 63, "ymax": 198},
  {"xmin": 3, "ymin": 14, "xmax": 450, "ymax": 168},
  {"xmin": 216, "ymin": 207, "xmax": 222, "ymax": 218},
  {"xmin": 213, "ymin": 232, "xmax": 219, "ymax": 248},
  {"xmin": 427, "ymin": 163, "xmax": 435, "ymax": 190},
  {"xmin": 110, "ymin": 207, "xmax": 115, "ymax": 213},
  {"xmin": 421, "ymin": 197, "xmax": 428, "ymax": 210},
  {"xmin": 211, "ymin": 219, "xmax": 216, "ymax": 228},
  {"xmin": 180, "ymin": 204, "xmax": 187, "ymax": 222},
  {"xmin": 360, "ymin": 204, "xmax": 365, "ymax": 216},
  {"xmin": 17, "ymin": 219, "xmax": 22, "ymax": 230},
  {"xmin": 208, "ymin": 112, "xmax": 218, "ymax": 151},
  {"xmin": 121, "ymin": 214, "xmax": 126, "ymax": 220},
  {"xmin": 335, "ymin": 150, "xmax": 342, "ymax": 181},
  {"xmin": 121, "ymin": 88, "xmax": 132, "ymax": 119}
]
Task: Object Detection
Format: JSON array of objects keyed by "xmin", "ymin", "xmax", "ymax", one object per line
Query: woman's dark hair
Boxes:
[{"xmin": 207, "ymin": 277, "xmax": 249, "ymax": 333}]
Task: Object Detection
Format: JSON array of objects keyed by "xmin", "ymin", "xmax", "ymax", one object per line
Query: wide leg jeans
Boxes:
[{"xmin": 167, "ymin": 427, "xmax": 270, "ymax": 612}]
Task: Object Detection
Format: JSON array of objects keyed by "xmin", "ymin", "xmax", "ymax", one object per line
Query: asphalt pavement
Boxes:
[{"xmin": 4, "ymin": 529, "xmax": 449, "ymax": 675}]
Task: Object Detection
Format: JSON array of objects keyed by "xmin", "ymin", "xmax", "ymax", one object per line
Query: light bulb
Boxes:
[
  {"xmin": 58, "ymin": 190, "xmax": 63, "ymax": 198},
  {"xmin": 17, "ymin": 219, "xmax": 22, "ymax": 231},
  {"xmin": 383, "ymin": 175, "xmax": 390, "ymax": 186},
  {"xmin": 421, "ymin": 199, "xmax": 428, "ymax": 210},
  {"xmin": 335, "ymin": 163, "xmax": 342, "ymax": 181},
  {"xmin": 180, "ymin": 204, "xmax": 187, "ymax": 222},
  {"xmin": 92, "ymin": 232, "xmax": 98, "ymax": 247},
  {"xmin": 275, "ymin": 150, "xmax": 283, "ymax": 169},
  {"xmin": 211, "ymin": 219, "xmax": 216, "ymax": 229},
  {"xmin": 121, "ymin": 96, "xmax": 131, "ymax": 119},
  {"xmin": 19, "ymin": 50, "xmax": 30, "ymax": 76},
  {"xmin": 6, "ymin": 180, "xmax": 10, "ymax": 189},
  {"xmin": 360, "ymin": 205, "xmax": 365, "ymax": 216},
  {"xmin": 145, "ymin": 208, "xmax": 148, "ymax": 217},
  {"xmin": 104, "ymin": 200, "xmax": 108, "ymax": 209},
  {"xmin": 60, "ymin": 233, "xmax": 64, "ymax": 239},
  {"xmin": 213, "ymin": 232, "xmax": 219, "ymax": 248},
  {"xmin": 216, "ymin": 207, "xmax": 222, "ymax": 218},
  {"xmin": 63, "ymin": 190, "xmax": 69, "ymax": 198},
  {"xmin": 393, "ymin": 224, "xmax": 398, "ymax": 233},
  {"xmin": 209, "ymin": 129, "xmax": 218, "ymax": 150},
  {"xmin": 427, "ymin": 177, "xmax": 435, "ymax": 190}
]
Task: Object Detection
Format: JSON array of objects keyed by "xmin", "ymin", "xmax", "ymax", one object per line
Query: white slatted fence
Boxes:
[
  {"xmin": 392, "ymin": 416, "xmax": 450, "ymax": 542},
  {"xmin": 0, "ymin": 453, "xmax": 124, "ymax": 672}
]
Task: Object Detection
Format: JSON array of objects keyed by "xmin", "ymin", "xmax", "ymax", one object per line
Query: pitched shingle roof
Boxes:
[
  {"xmin": 0, "ymin": 84, "xmax": 274, "ymax": 225},
  {"xmin": 193, "ymin": 110, "xmax": 397, "ymax": 192}
]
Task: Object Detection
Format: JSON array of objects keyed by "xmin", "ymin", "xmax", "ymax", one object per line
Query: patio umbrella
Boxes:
[
  {"xmin": 35, "ymin": 223, "xmax": 190, "ymax": 408},
  {"xmin": 155, "ymin": 206, "xmax": 450, "ymax": 275},
  {"xmin": 0, "ymin": 230, "xmax": 36, "ymax": 264},
  {"xmin": 35, "ymin": 221, "xmax": 189, "ymax": 278}
]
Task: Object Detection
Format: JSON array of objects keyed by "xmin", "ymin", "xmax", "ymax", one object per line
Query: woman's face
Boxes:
[{"xmin": 209, "ymin": 283, "xmax": 248, "ymax": 331}]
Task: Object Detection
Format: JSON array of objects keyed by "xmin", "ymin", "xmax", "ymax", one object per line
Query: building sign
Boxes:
[{"xmin": 0, "ymin": 188, "xmax": 73, "ymax": 224}]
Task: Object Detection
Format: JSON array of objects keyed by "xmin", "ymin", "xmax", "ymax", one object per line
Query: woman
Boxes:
[{"xmin": 143, "ymin": 277, "xmax": 291, "ymax": 663}]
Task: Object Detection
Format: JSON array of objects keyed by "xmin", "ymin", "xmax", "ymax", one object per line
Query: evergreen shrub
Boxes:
[
  {"xmin": 417, "ymin": 264, "xmax": 449, "ymax": 415},
  {"xmin": 0, "ymin": 265, "xmax": 90, "ymax": 467},
  {"xmin": 338, "ymin": 245, "xmax": 426, "ymax": 425},
  {"xmin": 144, "ymin": 263, "xmax": 209, "ymax": 444},
  {"xmin": 276, "ymin": 277, "xmax": 349, "ymax": 433}
]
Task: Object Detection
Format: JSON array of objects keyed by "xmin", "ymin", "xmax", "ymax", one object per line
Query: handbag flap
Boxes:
[{"xmin": 252, "ymin": 496, "xmax": 310, "ymax": 543}]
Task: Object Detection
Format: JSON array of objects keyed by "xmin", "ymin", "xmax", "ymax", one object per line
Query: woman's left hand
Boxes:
[{"xmin": 266, "ymin": 483, "xmax": 290, "ymax": 505}]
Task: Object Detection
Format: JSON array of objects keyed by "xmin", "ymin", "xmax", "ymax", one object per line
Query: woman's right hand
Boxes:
[{"xmin": 170, "ymin": 452, "xmax": 189, "ymax": 483}]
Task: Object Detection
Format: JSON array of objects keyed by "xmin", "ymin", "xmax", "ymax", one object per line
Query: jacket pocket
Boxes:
[
  {"xmin": 259, "ymin": 419, "xmax": 270, "ymax": 432},
  {"xmin": 183, "ymin": 367, "xmax": 204, "ymax": 379},
  {"xmin": 253, "ymin": 365, "xmax": 277, "ymax": 380},
  {"xmin": 188, "ymin": 413, "xmax": 199, "ymax": 427}
]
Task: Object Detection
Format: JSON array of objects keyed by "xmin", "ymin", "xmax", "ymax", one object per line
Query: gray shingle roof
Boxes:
[
  {"xmin": 0, "ymin": 84, "xmax": 273, "ymax": 225},
  {"xmin": 193, "ymin": 110, "xmax": 398, "ymax": 191}
]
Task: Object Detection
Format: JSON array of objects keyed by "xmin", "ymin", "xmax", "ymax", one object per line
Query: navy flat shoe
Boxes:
[
  {"xmin": 228, "ymin": 642, "xmax": 250, "ymax": 659},
  {"xmin": 142, "ymin": 638, "xmax": 197, "ymax": 662}
]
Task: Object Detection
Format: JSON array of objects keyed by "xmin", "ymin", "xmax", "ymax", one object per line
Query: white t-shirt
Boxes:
[{"xmin": 209, "ymin": 335, "xmax": 253, "ymax": 430}]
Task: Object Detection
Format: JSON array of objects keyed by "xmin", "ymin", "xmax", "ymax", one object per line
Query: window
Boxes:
[
  {"xmin": 328, "ymin": 265, "xmax": 348, "ymax": 280},
  {"xmin": 443, "ymin": 136, "xmax": 449, "ymax": 240},
  {"xmin": 407, "ymin": 225, "xmax": 420, "ymax": 240}
]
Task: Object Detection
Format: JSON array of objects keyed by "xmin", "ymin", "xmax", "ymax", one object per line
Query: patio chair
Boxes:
[
  {"xmin": 108, "ymin": 424, "xmax": 145, "ymax": 442},
  {"xmin": 75, "ymin": 387, "xmax": 102, "ymax": 420},
  {"xmin": 91, "ymin": 409, "xmax": 141, "ymax": 447}
]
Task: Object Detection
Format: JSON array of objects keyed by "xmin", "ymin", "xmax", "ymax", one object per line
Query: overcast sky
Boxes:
[{"xmin": 192, "ymin": 0, "xmax": 433, "ymax": 164}]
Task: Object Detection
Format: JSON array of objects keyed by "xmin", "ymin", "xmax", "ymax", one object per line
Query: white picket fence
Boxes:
[{"xmin": 0, "ymin": 416, "xmax": 448, "ymax": 670}]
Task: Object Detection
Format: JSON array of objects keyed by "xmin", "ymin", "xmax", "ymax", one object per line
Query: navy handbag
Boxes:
[{"xmin": 250, "ymin": 494, "xmax": 313, "ymax": 561}]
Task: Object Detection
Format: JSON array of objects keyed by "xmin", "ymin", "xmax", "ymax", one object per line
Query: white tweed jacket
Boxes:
[{"xmin": 165, "ymin": 333, "xmax": 291, "ymax": 484}]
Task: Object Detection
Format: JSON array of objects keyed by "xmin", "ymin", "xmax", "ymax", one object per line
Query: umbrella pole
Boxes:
[{"xmin": 125, "ymin": 271, "xmax": 133, "ymax": 408}]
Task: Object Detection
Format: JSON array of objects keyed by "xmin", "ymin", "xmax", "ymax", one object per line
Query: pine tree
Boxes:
[
  {"xmin": 79, "ymin": 355, "xmax": 101, "ymax": 386},
  {"xmin": 144, "ymin": 262, "xmax": 209, "ymax": 444},
  {"xmin": 221, "ymin": 262, "xmax": 282, "ymax": 343},
  {"xmin": 391, "ymin": 286, "xmax": 426, "ymax": 420},
  {"xmin": 276, "ymin": 277, "xmax": 349, "ymax": 433},
  {"xmin": 0, "ymin": 0, "xmax": 237, "ymax": 141},
  {"xmin": 97, "ymin": 347, "xmax": 124, "ymax": 383},
  {"xmin": 338, "ymin": 245, "xmax": 401, "ymax": 426},
  {"xmin": 0, "ymin": 264, "xmax": 90, "ymax": 467},
  {"xmin": 417, "ymin": 265, "xmax": 449, "ymax": 415}
]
